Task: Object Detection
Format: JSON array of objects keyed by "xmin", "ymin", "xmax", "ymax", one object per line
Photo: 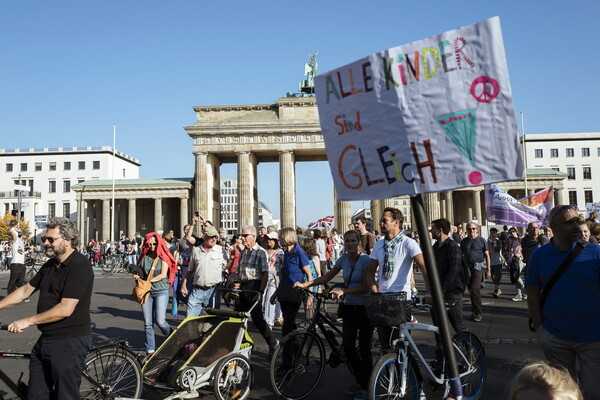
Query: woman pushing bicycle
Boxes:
[{"xmin": 295, "ymin": 229, "xmax": 372, "ymax": 400}]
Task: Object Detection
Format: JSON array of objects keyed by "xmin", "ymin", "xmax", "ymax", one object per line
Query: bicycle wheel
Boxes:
[
  {"xmin": 79, "ymin": 346, "xmax": 143, "ymax": 400},
  {"xmin": 453, "ymin": 332, "xmax": 486, "ymax": 400},
  {"xmin": 213, "ymin": 353, "xmax": 252, "ymax": 400},
  {"xmin": 100, "ymin": 257, "xmax": 114, "ymax": 273},
  {"xmin": 270, "ymin": 329, "xmax": 326, "ymax": 400},
  {"xmin": 369, "ymin": 352, "xmax": 420, "ymax": 400}
]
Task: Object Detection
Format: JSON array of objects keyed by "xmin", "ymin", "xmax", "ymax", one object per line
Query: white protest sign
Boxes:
[{"xmin": 315, "ymin": 17, "xmax": 523, "ymax": 201}]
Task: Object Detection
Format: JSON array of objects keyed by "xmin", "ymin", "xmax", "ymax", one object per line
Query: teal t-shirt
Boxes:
[
  {"xmin": 336, "ymin": 253, "xmax": 370, "ymax": 306},
  {"xmin": 140, "ymin": 255, "xmax": 170, "ymax": 292}
]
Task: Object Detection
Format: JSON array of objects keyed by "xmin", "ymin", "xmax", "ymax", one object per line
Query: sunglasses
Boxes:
[
  {"xmin": 241, "ymin": 234, "xmax": 253, "ymax": 237},
  {"xmin": 550, "ymin": 205, "xmax": 578, "ymax": 223},
  {"xmin": 42, "ymin": 236, "xmax": 62, "ymax": 244}
]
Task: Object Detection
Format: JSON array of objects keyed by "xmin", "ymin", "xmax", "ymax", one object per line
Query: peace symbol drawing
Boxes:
[{"xmin": 470, "ymin": 76, "xmax": 500, "ymax": 103}]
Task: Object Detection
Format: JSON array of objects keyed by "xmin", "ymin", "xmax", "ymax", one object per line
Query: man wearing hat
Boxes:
[{"xmin": 181, "ymin": 225, "xmax": 228, "ymax": 317}]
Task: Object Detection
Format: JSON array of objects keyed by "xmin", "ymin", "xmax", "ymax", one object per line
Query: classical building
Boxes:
[
  {"xmin": 72, "ymin": 178, "xmax": 192, "ymax": 241},
  {"xmin": 521, "ymin": 132, "xmax": 600, "ymax": 209},
  {"xmin": 0, "ymin": 146, "xmax": 140, "ymax": 225}
]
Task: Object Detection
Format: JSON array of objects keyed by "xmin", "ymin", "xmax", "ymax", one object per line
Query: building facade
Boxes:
[
  {"xmin": 522, "ymin": 132, "xmax": 600, "ymax": 210},
  {"xmin": 220, "ymin": 178, "xmax": 238, "ymax": 235},
  {"xmin": 0, "ymin": 146, "xmax": 140, "ymax": 225}
]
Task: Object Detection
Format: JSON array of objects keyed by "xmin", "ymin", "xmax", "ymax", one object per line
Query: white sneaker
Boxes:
[{"xmin": 512, "ymin": 295, "xmax": 523, "ymax": 302}]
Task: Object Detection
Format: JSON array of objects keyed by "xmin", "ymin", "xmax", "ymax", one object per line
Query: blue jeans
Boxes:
[
  {"xmin": 141, "ymin": 289, "xmax": 171, "ymax": 353},
  {"xmin": 187, "ymin": 285, "xmax": 218, "ymax": 317}
]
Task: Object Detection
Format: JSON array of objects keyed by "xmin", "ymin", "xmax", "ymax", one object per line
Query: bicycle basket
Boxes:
[{"xmin": 364, "ymin": 292, "xmax": 407, "ymax": 327}]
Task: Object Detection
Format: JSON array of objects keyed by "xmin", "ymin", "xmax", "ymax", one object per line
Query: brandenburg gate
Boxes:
[{"xmin": 184, "ymin": 96, "xmax": 353, "ymax": 230}]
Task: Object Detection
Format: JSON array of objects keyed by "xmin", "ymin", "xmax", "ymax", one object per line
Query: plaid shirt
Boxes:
[{"xmin": 238, "ymin": 243, "xmax": 269, "ymax": 281}]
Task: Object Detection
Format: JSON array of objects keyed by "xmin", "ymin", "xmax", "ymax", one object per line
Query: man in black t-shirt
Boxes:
[
  {"xmin": 0, "ymin": 217, "xmax": 94, "ymax": 399},
  {"xmin": 460, "ymin": 222, "xmax": 491, "ymax": 322}
]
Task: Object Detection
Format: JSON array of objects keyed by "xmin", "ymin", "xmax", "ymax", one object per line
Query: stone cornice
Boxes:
[{"xmin": 193, "ymin": 104, "xmax": 275, "ymax": 112}]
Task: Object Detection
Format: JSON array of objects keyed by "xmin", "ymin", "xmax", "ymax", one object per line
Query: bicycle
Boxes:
[
  {"xmin": 269, "ymin": 286, "xmax": 348, "ymax": 400},
  {"xmin": 0, "ymin": 325, "xmax": 143, "ymax": 399},
  {"xmin": 100, "ymin": 253, "xmax": 130, "ymax": 274},
  {"xmin": 366, "ymin": 293, "xmax": 486, "ymax": 400}
]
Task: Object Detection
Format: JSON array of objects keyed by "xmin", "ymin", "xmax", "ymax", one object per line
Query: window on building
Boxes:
[
  {"xmin": 49, "ymin": 162, "xmax": 56, "ymax": 171},
  {"xmin": 568, "ymin": 191, "xmax": 578, "ymax": 206},
  {"xmin": 585, "ymin": 190, "xmax": 594, "ymax": 204},
  {"xmin": 78, "ymin": 161, "xmax": 85, "ymax": 170},
  {"xmin": 6, "ymin": 163, "xmax": 13, "ymax": 172},
  {"xmin": 534, "ymin": 149, "xmax": 543, "ymax": 158},
  {"xmin": 49, "ymin": 181, "xmax": 56, "ymax": 193},
  {"xmin": 583, "ymin": 167, "xmax": 592, "ymax": 179},
  {"xmin": 598, "ymin": 147, "xmax": 600, "ymax": 156},
  {"xmin": 582, "ymin": 148, "xmax": 590, "ymax": 157},
  {"xmin": 63, "ymin": 180, "xmax": 71, "ymax": 192},
  {"xmin": 122, "ymin": 168, "xmax": 126, "ymax": 178},
  {"xmin": 64, "ymin": 161, "xmax": 71, "ymax": 170},
  {"xmin": 48, "ymin": 203, "xmax": 56, "ymax": 218},
  {"xmin": 63, "ymin": 203, "xmax": 71, "ymax": 218},
  {"xmin": 551, "ymin": 167, "xmax": 560, "ymax": 172},
  {"xmin": 35, "ymin": 162, "xmax": 42, "ymax": 171},
  {"xmin": 20, "ymin": 163, "xmax": 27, "ymax": 171},
  {"xmin": 567, "ymin": 167, "xmax": 575, "ymax": 180},
  {"xmin": 93, "ymin": 161, "xmax": 100, "ymax": 169},
  {"xmin": 566, "ymin": 148, "xmax": 574, "ymax": 157},
  {"xmin": 78, "ymin": 179, "xmax": 85, "ymax": 184},
  {"xmin": 550, "ymin": 149, "xmax": 558, "ymax": 158}
]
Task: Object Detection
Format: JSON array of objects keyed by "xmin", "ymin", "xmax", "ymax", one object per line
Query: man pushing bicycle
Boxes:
[{"xmin": 0, "ymin": 218, "xmax": 94, "ymax": 400}]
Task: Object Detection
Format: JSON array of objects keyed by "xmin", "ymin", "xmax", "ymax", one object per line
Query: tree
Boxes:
[{"xmin": 0, "ymin": 212, "xmax": 31, "ymax": 241}]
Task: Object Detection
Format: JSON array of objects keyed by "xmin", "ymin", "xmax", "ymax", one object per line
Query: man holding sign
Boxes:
[{"xmin": 365, "ymin": 207, "xmax": 429, "ymax": 349}]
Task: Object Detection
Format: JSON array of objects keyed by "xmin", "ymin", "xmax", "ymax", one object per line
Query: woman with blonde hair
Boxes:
[{"xmin": 507, "ymin": 362, "xmax": 582, "ymax": 400}]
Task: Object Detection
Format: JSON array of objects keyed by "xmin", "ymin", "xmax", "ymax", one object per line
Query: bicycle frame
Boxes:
[
  {"xmin": 0, "ymin": 351, "xmax": 30, "ymax": 399},
  {"xmin": 307, "ymin": 294, "xmax": 343, "ymax": 353},
  {"xmin": 394, "ymin": 322, "xmax": 478, "ymax": 387}
]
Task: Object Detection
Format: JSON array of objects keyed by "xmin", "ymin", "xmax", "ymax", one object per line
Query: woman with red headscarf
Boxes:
[{"xmin": 134, "ymin": 232, "xmax": 177, "ymax": 354}]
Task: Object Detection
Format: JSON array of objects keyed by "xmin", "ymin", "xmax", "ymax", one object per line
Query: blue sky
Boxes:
[{"xmin": 1, "ymin": 1, "xmax": 598, "ymax": 227}]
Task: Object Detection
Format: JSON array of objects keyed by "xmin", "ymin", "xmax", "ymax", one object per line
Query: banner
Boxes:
[
  {"xmin": 485, "ymin": 184, "xmax": 554, "ymax": 227},
  {"xmin": 315, "ymin": 17, "xmax": 523, "ymax": 201}
]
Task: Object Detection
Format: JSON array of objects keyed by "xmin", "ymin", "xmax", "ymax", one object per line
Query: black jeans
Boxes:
[
  {"xmin": 8, "ymin": 263, "xmax": 26, "ymax": 294},
  {"xmin": 237, "ymin": 280, "xmax": 277, "ymax": 348},
  {"xmin": 431, "ymin": 292, "xmax": 466, "ymax": 334},
  {"xmin": 342, "ymin": 305, "xmax": 373, "ymax": 390},
  {"xmin": 28, "ymin": 334, "xmax": 91, "ymax": 400},
  {"xmin": 468, "ymin": 269, "xmax": 484, "ymax": 317},
  {"xmin": 491, "ymin": 263, "xmax": 502, "ymax": 286}
]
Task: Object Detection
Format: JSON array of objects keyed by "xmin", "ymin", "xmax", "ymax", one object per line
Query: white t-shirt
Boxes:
[
  {"xmin": 9, "ymin": 228, "xmax": 25, "ymax": 264},
  {"xmin": 370, "ymin": 237, "xmax": 422, "ymax": 298}
]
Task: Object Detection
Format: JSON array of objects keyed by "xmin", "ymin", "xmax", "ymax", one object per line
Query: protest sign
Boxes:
[
  {"xmin": 485, "ymin": 184, "xmax": 554, "ymax": 227},
  {"xmin": 586, "ymin": 203, "xmax": 600, "ymax": 218},
  {"xmin": 315, "ymin": 17, "xmax": 523, "ymax": 201}
]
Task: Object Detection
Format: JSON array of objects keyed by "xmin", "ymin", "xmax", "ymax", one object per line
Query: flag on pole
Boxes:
[{"xmin": 308, "ymin": 216, "xmax": 334, "ymax": 230}]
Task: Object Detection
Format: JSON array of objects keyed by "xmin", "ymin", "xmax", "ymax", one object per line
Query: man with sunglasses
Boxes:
[
  {"xmin": 526, "ymin": 205, "xmax": 600, "ymax": 400},
  {"xmin": 0, "ymin": 218, "xmax": 94, "ymax": 399},
  {"xmin": 460, "ymin": 222, "xmax": 491, "ymax": 322},
  {"xmin": 180, "ymin": 225, "xmax": 227, "ymax": 317}
]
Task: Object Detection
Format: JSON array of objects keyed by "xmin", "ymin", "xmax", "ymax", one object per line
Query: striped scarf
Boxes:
[{"xmin": 383, "ymin": 231, "xmax": 405, "ymax": 280}]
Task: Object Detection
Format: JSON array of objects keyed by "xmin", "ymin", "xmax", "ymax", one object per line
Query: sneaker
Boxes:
[
  {"xmin": 523, "ymin": 294, "xmax": 528, "ymax": 300},
  {"xmin": 493, "ymin": 289, "xmax": 501, "ymax": 298},
  {"xmin": 512, "ymin": 295, "xmax": 523, "ymax": 302},
  {"xmin": 353, "ymin": 390, "xmax": 367, "ymax": 400},
  {"xmin": 345, "ymin": 384, "xmax": 361, "ymax": 395},
  {"xmin": 410, "ymin": 315, "xmax": 418, "ymax": 323},
  {"xmin": 268, "ymin": 339, "xmax": 280, "ymax": 359},
  {"xmin": 472, "ymin": 314, "xmax": 482, "ymax": 322}
]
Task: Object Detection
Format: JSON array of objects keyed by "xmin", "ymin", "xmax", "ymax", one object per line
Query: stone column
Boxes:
[
  {"xmin": 128, "ymin": 199, "xmax": 136, "ymax": 236},
  {"xmin": 555, "ymin": 188, "xmax": 564, "ymax": 205},
  {"xmin": 279, "ymin": 150, "xmax": 296, "ymax": 228},
  {"xmin": 370, "ymin": 199, "xmax": 383, "ymax": 229},
  {"xmin": 237, "ymin": 151, "xmax": 258, "ymax": 228},
  {"xmin": 154, "ymin": 198, "xmax": 162, "ymax": 232},
  {"xmin": 423, "ymin": 193, "xmax": 440, "ymax": 223},
  {"xmin": 87, "ymin": 201, "xmax": 94, "ymax": 240},
  {"xmin": 194, "ymin": 151, "xmax": 209, "ymax": 227},
  {"xmin": 445, "ymin": 191, "xmax": 455, "ymax": 223},
  {"xmin": 76, "ymin": 198, "xmax": 84, "ymax": 242},
  {"xmin": 334, "ymin": 188, "xmax": 352, "ymax": 231},
  {"xmin": 472, "ymin": 189, "xmax": 482, "ymax": 224},
  {"xmin": 102, "ymin": 199, "xmax": 110, "ymax": 241},
  {"xmin": 180, "ymin": 197, "xmax": 188, "ymax": 232}
]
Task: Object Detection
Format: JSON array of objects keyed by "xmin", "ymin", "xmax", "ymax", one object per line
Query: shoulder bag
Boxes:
[
  {"xmin": 132, "ymin": 257, "xmax": 159, "ymax": 304},
  {"xmin": 528, "ymin": 241, "xmax": 587, "ymax": 331}
]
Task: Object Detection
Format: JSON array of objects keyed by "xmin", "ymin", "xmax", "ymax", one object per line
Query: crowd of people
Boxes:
[{"xmin": 1, "ymin": 205, "xmax": 598, "ymax": 399}]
